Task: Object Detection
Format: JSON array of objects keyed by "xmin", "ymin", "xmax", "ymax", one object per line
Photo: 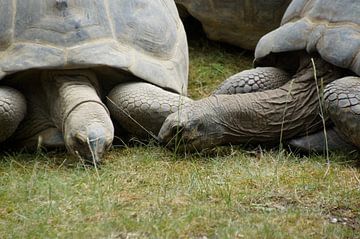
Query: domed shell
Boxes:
[
  {"xmin": 175, "ymin": 0, "xmax": 291, "ymax": 50},
  {"xmin": 255, "ymin": 0, "xmax": 360, "ymax": 75},
  {"xmin": 0, "ymin": 0, "xmax": 188, "ymax": 94}
]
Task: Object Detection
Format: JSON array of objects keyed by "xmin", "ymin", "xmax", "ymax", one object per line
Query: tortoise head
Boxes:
[
  {"xmin": 158, "ymin": 99, "xmax": 228, "ymax": 152},
  {"xmin": 64, "ymin": 105, "xmax": 114, "ymax": 165},
  {"xmin": 45, "ymin": 71, "xmax": 114, "ymax": 165}
]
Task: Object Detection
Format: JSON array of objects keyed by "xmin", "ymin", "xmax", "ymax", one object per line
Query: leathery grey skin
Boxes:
[
  {"xmin": 0, "ymin": 87, "xmax": 26, "ymax": 143},
  {"xmin": 107, "ymin": 82, "xmax": 193, "ymax": 139},
  {"xmin": 323, "ymin": 77, "xmax": 360, "ymax": 148},
  {"xmin": 0, "ymin": 0, "xmax": 188, "ymax": 163},
  {"xmin": 159, "ymin": 0, "xmax": 360, "ymax": 153}
]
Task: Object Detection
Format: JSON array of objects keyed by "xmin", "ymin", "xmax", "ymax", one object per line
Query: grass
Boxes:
[
  {"xmin": 187, "ymin": 35, "xmax": 252, "ymax": 99},
  {"xmin": 1, "ymin": 36, "xmax": 360, "ymax": 238}
]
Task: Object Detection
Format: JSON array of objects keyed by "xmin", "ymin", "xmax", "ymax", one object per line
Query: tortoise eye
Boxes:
[{"xmin": 74, "ymin": 133, "xmax": 86, "ymax": 145}]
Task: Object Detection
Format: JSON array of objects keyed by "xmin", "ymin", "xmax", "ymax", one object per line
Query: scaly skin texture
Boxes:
[
  {"xmin": 159, "ymin": 57, "xmax": 344, "ymax": 150},
  {"xmin": 287, "ymin": 76, "xmax": 360, "ymax": 152},
  {"xmin": 213, "ymin": 67, "xmax": 290, "ymax": 95},
  {"xmin": 0, "ymin": 87, "xmax": 26, "ymax": 142},
  {"xmin": 107, "ymin": 82, "xmax": 193, "ymax": 138},
  {"xmin": 324, "ymin": 77, "xmax": 360, "ymax": 148}
]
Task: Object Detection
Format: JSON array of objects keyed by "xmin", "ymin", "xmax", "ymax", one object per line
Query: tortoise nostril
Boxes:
[
  {"xmin": 55, "ymin": 0, "xmax": 68, "ymax": 10},
  {"xmin": 74, "ymin": 133, "xmax": 86, "ymax": 145},
  {"xmin": 196, "ymin": 122, "xmax": 205, "ymax": 133}
]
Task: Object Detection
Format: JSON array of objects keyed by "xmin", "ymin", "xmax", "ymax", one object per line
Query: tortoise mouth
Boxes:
[
  {"xmin": 158, "ymin": 112, "xmax": 227, "ymax": 153},
  {"xmin": 64, "ymin": 119, "xmax": 114, "ymax": 165},
  {"xmin": 68, "ymin": 136, "xmax": 110, "ymax": 166}
]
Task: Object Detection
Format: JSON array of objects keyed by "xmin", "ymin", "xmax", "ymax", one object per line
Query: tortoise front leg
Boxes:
[
  {"xmin": 0, "ymin": 87, "xmax": 26, "ymax": 142},
  {"xmin": 213, "ymin": 67, "xmax": 290, "ymax": 95},
  {"xmin": 107, "ymin": 82, "xmax": 192, "ymax": 139},
  {"xmin": 324, "ymin": 76, "xmax": 360, "ymax": 148}
]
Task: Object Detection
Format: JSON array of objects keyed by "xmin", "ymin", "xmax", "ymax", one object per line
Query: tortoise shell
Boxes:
[
  {"xmin": 0, "ymin": 0, "xmax": 188, "ymax": 94},
  {"xmin": 255, "ymin": 0, "xmax": 360, "ymax": 75}
]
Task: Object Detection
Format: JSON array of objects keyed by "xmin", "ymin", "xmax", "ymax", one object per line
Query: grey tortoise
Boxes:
[
  {"xmin": 159, "ymin": 0, "xmax": 360, "ymax": 153},
  {"xmin": 0, "ymin": 0, "xmax": 191, "ymax": 163},
  {"xmin": 175, "ymin": 0, "xmax": 291, "ymax": 50}
]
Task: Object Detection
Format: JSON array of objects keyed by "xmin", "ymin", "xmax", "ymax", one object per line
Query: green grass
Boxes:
[
  {"xmin": 1, "ymin": 37, "xmax": 360, "ymax": 238},
  {"xmin": 187, "ymin": 37, "xmax": 252, "ymax": 99}
]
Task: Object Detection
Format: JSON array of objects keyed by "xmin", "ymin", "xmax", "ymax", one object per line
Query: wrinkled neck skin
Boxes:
[
  {"xmin": 160, "ymin": 55, "xmax": 346, "ymax": 150},
  {"xmin": 41, "ymin": 70, "xmax": 114, "ymax": 163},
  {"xmin": 211, "ymin": 57, "xmax": 343, "ymax": 144}
]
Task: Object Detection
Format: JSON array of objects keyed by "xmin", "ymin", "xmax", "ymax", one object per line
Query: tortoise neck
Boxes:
[
  {"xmin": 40, "ymin": 69, "xmax": 114, "ymax": 161},
  {"xmin": 40, "ymin": 70, "xmax": 103, "ymax": 128}
]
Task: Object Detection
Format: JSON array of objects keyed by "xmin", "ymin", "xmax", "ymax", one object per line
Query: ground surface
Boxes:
[{"xmin": 1, "ymin": 35, "xmax": 359, "ymax": 238}]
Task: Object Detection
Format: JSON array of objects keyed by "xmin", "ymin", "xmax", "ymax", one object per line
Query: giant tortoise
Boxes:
[
  {"xmin": 175, "ymin": 0, "xmax": 291, "ymax": 50},
  {"xmin": 0, "ymin": 0, "xmax": 190, "ymax": 163},
  {"xmin": 159, "ymin": 0, "xmax": 360, "ymax": 152}
]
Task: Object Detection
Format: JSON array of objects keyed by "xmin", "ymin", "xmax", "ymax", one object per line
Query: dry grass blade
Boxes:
[
  {"xmin": 86, "ymin": 137, "xmax": 100, "ymax": 179},
  {"xmin": 311, "ymin": 58, "xmax": 330, "ymax": 177}
]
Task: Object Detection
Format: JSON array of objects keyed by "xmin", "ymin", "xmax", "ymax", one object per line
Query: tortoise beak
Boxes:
[
  {"xmin": 84, "ymin": 133, "xmax": 109, "ymax": 165},
  {"xmin": 83, "ymin": 127, "xmax": 112, "ymax": 165}
]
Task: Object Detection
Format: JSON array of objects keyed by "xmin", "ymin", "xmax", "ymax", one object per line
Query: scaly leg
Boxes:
[
  {"xmin": 213, "ymin": 67, "xmax": 290, "ymax": 95},
  {"xmin": 107, "ymin": 82, "xmax": 192, "ymax": 138},
  {"xmin": 0, "ymin": 87, "xmax": 26, "ymax": 143},
  {"xmin": 324, "ymin": 76, "xmax": 360, "ymax": 148}
]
